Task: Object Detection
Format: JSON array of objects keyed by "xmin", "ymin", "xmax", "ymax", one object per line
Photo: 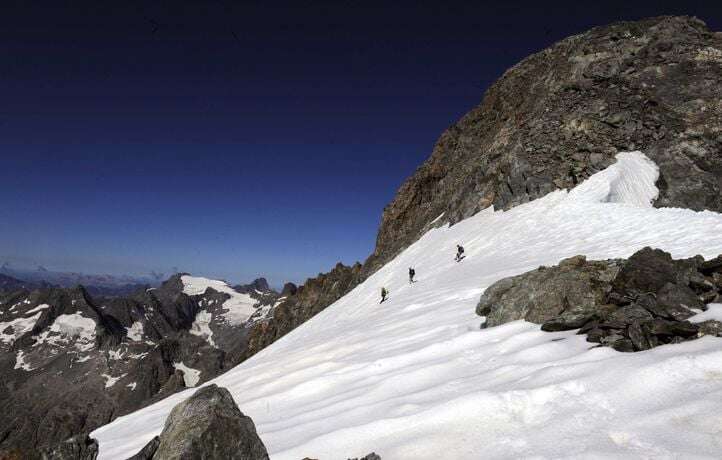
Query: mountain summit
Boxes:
[{"xmin": 370, "ymin": 15, "xmax": 722, "ymax": 269}]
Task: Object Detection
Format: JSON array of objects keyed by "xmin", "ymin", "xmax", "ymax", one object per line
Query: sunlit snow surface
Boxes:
[{"xmin": 95, "ymin": 152, "xmax": 722, "ymax": 459}]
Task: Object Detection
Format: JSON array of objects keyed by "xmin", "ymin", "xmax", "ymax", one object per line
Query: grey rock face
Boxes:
[
  {"xmin": 148, "ymin": 384, "xmax": 269, "ymax": 460},
  {"xmin": 38, "ymin": 434, "xmax": 99, "ymax": 460},
  {"xmin": 477, "ymin": 255, "xmax": 621, "ymax": 327},
  {"xmin": 477, "ymin": 247, "xmax": 722, "ymax": 352},
  {"xmin": 368, "ymin": 16, "xmax": 722, "ymax": 272},
  {"xmin": 233, "ymin": 278, "xmax": 272, "ymax": 295}
]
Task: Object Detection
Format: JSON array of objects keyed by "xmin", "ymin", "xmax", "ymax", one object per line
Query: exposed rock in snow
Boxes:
[
  {"xmin": 349, "ymin": 454, "xmax": 381, "ymax": 460},
  {"xmin": 130, "ymin": 384, "xmax": 269, "ymax": 460},
  {"xmin": 477, "ymin": 254, "xmax": 620, "ymax": 327},
  {"xmin": 479, "ymin": 247, "xmax": 722, "ymax": 351}
]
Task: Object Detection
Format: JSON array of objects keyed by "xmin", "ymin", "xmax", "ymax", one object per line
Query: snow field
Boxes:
[{"xmin": 95, "ymin": 152, "xmax": 722, "ymax": 459}]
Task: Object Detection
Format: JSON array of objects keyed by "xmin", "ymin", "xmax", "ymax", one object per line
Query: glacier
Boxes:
[{"xmin": 93, "ymin": 152, "xmax": 722, "ymax": 459}]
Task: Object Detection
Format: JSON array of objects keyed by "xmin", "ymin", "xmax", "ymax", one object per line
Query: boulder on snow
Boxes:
[
  {"xmin": 348, "ymin": 454, "xmax": 382, "ymax": 460},
  {"xmin": 477, "ymin": 255, "xmax": 620, "ymax": 327},
  {"xmin": 132, "ymin": 384, "xmax": 269, "ymax": 460},
  {"xmin": 477, "ymin": 247, "xmax": 722, "ymax": 352}
]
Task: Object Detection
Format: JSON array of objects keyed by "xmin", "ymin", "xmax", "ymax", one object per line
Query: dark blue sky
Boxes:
[{"xmin": 2, "ymin": 1, "xmax": 721, "ymax": 286}]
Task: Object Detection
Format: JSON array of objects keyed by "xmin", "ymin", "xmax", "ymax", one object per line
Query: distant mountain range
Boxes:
[
  {"xmin": 1, "ymin": 266, "xmax": 179, "ymax": 297},
  {"xmin": 0, "ymin": 272, "xmax": 286, "ymax": 456}
]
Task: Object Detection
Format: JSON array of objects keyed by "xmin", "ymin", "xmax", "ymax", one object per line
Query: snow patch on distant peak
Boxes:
[
  {"xmin": 102, "ymin": 373, "xmax": 127, "ymax": 389},
  {"xmin": 189, "ymin": 310, "xmax": 216, "ymax": 347},
  {"xmin": 26, "ymin": 303, "xmax": 51, "ymax": 314},
  {"xmin": 181, "ymin": 275, "xmax": 257, "ymax": 325},
  {"xmin": 14, "ymin": 350, "xmax": 34, "ymax": 371},
  {"xmin": 0, "ymin": 311, "xmax": 43, "ymax": 344},
  {"xmin": 568, "ymin": 151, "xmax": 659, "ymax": 207},
  {"xmin": 126, "ymin": 321, "xmax": 144, "ymax": 341},
  {"xmin": 34, "ymin": 312, "xmax": 96, "ymax": 352},
  {"xmin": 173, "ymin": 362, "xmax": 201, "ymax": 387}
]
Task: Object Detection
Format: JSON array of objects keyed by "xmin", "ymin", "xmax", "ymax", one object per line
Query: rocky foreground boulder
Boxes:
[
  {"xmin": 477, "ymin": 247, "xmax": 722, "ymax": 351},
  {"xmin": 127, "ymin": 384, "xmax": 269, "ymax": 460}
]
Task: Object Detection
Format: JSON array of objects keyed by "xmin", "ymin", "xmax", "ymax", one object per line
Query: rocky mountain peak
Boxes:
[
  {"xmin": 234, "ymin": 277, "xmax": 273, "ymax": 295},
  {"xmin": 366, "ymin": 15, "xmax": 722, "ymax": 270}
]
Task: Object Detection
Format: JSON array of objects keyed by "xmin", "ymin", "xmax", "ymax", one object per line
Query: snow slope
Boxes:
[{"xmin": 94, "ymin": 152, "xmax": 722, "ymax": 459}]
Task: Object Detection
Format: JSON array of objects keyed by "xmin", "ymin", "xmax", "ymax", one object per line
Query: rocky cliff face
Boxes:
[{"xmin": 368, "ymin": 16, "xmax": 722, "ymax": 270}]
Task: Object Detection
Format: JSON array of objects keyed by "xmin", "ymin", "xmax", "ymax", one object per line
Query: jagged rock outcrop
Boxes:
[
  {"xmin": 233, "ymin": 278, "xmax": 271, "ymax": 295},
  {"xmin": 127, "ymin": 384, "xmax": 268, "ymax": 460},
  {"xmin": 368, "ymin": 16, "xmax": 722, "ymax": 271},
  {"xmin": 477, "ymin": 247, "xmax": 722, "ymax": 351}
]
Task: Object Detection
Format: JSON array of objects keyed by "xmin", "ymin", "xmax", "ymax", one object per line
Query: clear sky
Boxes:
[{"xmin": 2, "ymin": 1, "xmax": 721, "ymax": 287}]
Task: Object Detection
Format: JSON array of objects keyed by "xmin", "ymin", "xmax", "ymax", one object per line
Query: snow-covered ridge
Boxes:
[
  {"xmin": 181, "ymin": 276, "xmax": 257, "ymax": 325},
  {"xmin": 94, "ymin": 152, "xmax": 722, "ymax": 459}
]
